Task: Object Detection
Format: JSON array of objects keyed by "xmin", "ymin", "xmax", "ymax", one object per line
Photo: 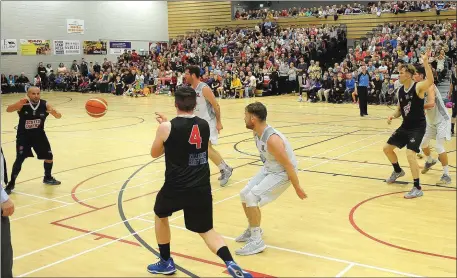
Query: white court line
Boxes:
[
  {"xmin": 13, "ymin": 177, "xmax": 251, "ymax": 262},
  {"xmin": 152, "ymin": 222, "xmax": 421, "ymax": 278},
  {"xmin": 15, "ymin": 168, "xmax": 165, "ymax": 210},
  {"xmin": 13, "ymin": 191, "xmax": 71, "ymax": 205},
  {"xmin": 16, "ymin": 131, "xmax": 397, "ymax": 276},
  {"xmin": 335, "ymin": 263, "xmax": 355, "ymax": 277}
]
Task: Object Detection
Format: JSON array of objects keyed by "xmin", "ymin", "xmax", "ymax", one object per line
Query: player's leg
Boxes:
[
  {"xmin": 187, "ymin": 191, "xmax": 252, "ymax": 277},
  {"xmin": 436, "ymin": 122, "xmax": 452, "ymax": 185},
  {"xmin": 404, "ymin": 128, "xmax": 426, "ymax": 199},
  {"xmin": 35, "ymin": 134, "xmax": 60, "ymax": 185},
  {"xmin": 420, "ymin": 125, "xmax": 437, "ymax": 174},
  {"xmin": 384, "ymin": 128, "xmax": 407, "ymax": 183},
  {"xmin": 236, "ymin": 173, "xmax": 289, "ymax": 256},
  {"xmin": 207, "ymin": 122, "xmax": 233, "ymax": 186},
  {"xmin": 237, "ymin": 170, "xmax": 267, "ymax": 242},
  {"xmin": 6, "ymin": 139, "xmax": 33, "ymax": 194},
  {"xmin": 147, "ymin": 190, "xmax": 176, "ymax": 275}
]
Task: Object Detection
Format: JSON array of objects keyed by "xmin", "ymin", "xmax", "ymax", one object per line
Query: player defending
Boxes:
[
  {"xmin": 148, "ymin": 86, "xmax": 252, "ymax": 277},
  {"xmin": 384, "ymin": 52, "xmax": 434, "ymax": 199},
  {"xmin": 450, "ymin": 65, "xmax": 457, "ymax": 136},
  {"xmin": 4, "ymin": 86, "xmax": 61, "ymax": 194},
  {"xmin": 235, "ymin": 102, "xmax": 307, "ymax": 256},
  {"xmin": 414, "ymin": 66, "xmax": 452, "ymax": 185},
  {"xmin": 185, "ymin": 65, "xmax": 233, "ymax": 186}
]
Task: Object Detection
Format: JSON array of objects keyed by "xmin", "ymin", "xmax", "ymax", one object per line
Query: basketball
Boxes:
[{"xmin": 85, "ymin": 98, "xmax": 108, "ymax": 118}]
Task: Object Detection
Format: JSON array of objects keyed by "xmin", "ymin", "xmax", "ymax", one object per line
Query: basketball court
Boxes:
[{"xmin": 1, "ymin": 92, "xmax": 455, "ymax": 277}]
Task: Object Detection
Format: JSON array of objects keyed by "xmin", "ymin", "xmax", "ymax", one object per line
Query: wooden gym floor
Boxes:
[{"xmin": 1, "ymin": 92, "xmax": 456, "ymax": 277}]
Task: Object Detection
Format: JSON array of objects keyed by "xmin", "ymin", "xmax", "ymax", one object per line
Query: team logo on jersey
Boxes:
[
  {"xmin": 410, "ymin": 138, "xmax": 415, "ymax": 143},
  {"xmin": 403, "ymin": 102, "xmax": 411, "ymax": 117},
  {"xmin": 25, "ymin": 119, "xmax": 41, "ymax": 129}
]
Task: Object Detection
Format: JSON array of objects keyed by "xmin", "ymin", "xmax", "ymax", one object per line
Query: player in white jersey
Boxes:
[
  {"xmin": 235, "ymin": 102, "xmax": 307, "ymax": 256},
  {"xmin": 185, "ymin": 65, "xmax": 233, "ymax": 186},
  {"xmin": 415, "ymin": 66, "xmax": 452, "ymax": 185}
]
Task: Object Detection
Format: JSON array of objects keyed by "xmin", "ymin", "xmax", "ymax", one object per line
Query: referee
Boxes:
[
  {"xmin": 355, "ymin": 66, "xmax": 370, "ymax": 117},
  {"xmin": 1, "ymin": 149, "xmax": 14, "ymax": 278}
]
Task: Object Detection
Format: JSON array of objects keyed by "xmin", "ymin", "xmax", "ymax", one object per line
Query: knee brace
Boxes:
[
  {"xmin": 435, "ymin": 138, "xmax": 446, "ymax": 154},
  {"xmin": 244, "ymin": 191, "xmax": 260, "ymax": 207}
]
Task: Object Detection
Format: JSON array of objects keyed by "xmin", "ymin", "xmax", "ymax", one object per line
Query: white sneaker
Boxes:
[
  {"xmin": 235, "ymin": 228, "xmax": 263, "ymax": 242},
  {"xmin": 235, "ymin": 239, "xmax": 266, "ymax": 256}
]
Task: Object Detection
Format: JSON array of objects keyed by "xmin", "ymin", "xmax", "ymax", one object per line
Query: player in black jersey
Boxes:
[
  {"xmin": 383, "ymin": 51, "xmax": 434, "ymax": 199},
  {"xmin": 449, "ymin": 65, "xmax": 457, "ymax": 136},
  {"xmin": 147, "ymin": 86, "xmax": 252, "ymax": 277},
  {"xmin": 4, "ymin": 87, "xmax": 61, "ymax": 195}
]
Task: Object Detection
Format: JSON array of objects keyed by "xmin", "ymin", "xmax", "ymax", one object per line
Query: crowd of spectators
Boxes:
[
  {"xmin": 1, "ymin": 16, "xmax": 455, "ymax": 109},
  {"xmin": 234, "ymin": 1, "xmax": 456, "ymax": 20}
]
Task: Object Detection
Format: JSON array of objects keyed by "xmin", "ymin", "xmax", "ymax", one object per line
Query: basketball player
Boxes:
[
  {"xmin": 185, "ymin": 65, "xmax": 233, "ymax": 186},
  {"xmin": 450, "ymin": 65, "xmax": 457, "ymax": 136},
  {"xmin": 148, "ymin": 86, "xmax": 252, "ymax": 277},
  {"xmin": 414, "ymin": 66, "xmax": 452, "ymax": 185},
  {"xmin": 236, "ymin": 102, "xmax": 307, "ymax": 255},
  {"xmin": 4, "ymin": 86, "xmax": 61, "ymax": 194},
  {"xmin": 384, "ymin": 52, "xmax": 434, "ymax": 199}
]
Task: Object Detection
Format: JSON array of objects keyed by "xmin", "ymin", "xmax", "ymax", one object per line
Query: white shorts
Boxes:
[
  {"xmin": 423, "ymin": 120, "xmax": 452, "ymax": 143},
  {"xmin": 240, "ymin": 168, "xmax": 290, "ymax": 207},
  {"xmin": 208, "ymin": 118, "xmax": 218, "ymax": 145}
]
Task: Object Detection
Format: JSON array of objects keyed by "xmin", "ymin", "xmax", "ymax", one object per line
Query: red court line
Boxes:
[{"xmin": 349, "ymin": 189, "xmax": 457, "ymax": 261}]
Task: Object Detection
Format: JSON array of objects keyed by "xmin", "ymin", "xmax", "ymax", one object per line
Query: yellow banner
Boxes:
[
  {"xmin": 20, "ymin": 39, "xmax": 51, "ymax": 55},
  {"xmin": 83, "ymin": 40, "xmax": 107, "ymax": 55}
]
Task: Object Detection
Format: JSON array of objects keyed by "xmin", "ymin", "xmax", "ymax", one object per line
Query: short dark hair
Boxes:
[
  {"xmin": 415, "ymin": 65, "xmax": 426, "ymax": 77},
  {"xmin": 175, "ymin": 86, "xmax": 196, "ymax": 112},
  {"xmin": 186, "ymin": 65, "xmax": 201, "ymax": 78},
  {"xmin": 245, "ymin": 102, "xmax": 267, "ymax": 122}
]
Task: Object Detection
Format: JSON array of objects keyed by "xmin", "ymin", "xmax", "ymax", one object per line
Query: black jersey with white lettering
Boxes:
[
  {"xmin": 398, "ymin": 82, "xmax": 425, "ymax": 129},
  {"xmin": 163, "ymin": 116, "xmax": 210, "ymax": 191},
  {"xmin": 16, "ymin": 100, "xmax": 49, "ymax": 136}
]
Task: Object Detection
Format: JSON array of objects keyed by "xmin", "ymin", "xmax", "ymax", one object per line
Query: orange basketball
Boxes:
[{"xmin": 85, "ymin": 98, "xmax": 108, "ymax": 118}]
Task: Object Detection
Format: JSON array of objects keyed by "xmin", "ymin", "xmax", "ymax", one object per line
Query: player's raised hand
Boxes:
[
  {"xmin": 295, "ymin": 186, "xmax": 307, "ymax": 200},
  {"xmin": 155, "ymin": 112, "xmax": 168, "ymax": 124},
  {"xmin": 421, "ymin": 50, "xmax": 431, "ymax": 63}
]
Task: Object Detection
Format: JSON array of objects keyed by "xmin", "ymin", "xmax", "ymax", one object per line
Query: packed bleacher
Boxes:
[
  {"xmin": 1, "ymin": 16, "xmax": 455, "ymax": 108},
  {"xmin": 234, "ymin": 1, "xmax": 456, "ymax": 20}
]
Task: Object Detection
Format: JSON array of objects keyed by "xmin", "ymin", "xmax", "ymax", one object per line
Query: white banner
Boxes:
[
  {"xmin": 67, "ymin": 19, "xmax": 84, "ymax": 34},
  {"xmin": 1, "ymin": 39, "xmax": 18, "ymax": 55},
  {"xmin": 53, "ymin": 40, "xmax": 81, "ymax": 55},
  {"xmin": 110, "ymin": 48, "xmax": 129, "ymax": 55}
]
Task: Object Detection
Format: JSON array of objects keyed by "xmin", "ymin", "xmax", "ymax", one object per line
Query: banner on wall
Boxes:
[
  {"xmin": 109, "ymin": 41, "xmax": 131, "ymax": 54},
  {"xmin": 1, "ymin": 39, "xmax": 18, "ymax": 55},
  {"xmin": 53, "ymin": 40, "xmax": 81, "ymax": 55},
  {"xmin": 20, "ymin": 39, "xmax": 51, "ymax": 55},
  {"xmin": 83, "ymin": 40, "xmax": 107, "ymax": 55},
  {"xmin": 67, "ymin": 19, "xmax": 84, "ymax": 34}
]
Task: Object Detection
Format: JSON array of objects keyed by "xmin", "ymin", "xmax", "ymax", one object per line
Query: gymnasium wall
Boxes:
[{"xmin": 0, "ymin": 1, "xmax": 168, "ymax": 78}]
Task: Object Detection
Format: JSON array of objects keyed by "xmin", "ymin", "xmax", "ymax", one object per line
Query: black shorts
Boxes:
[
  {"xmin": 16, "ymin": 132, "xmax": 53, "ymax": 160},
  {"xmin": 387, "ymin": 126, "xmax": 426, "ymax": 153},
  {"xmin": 154, "ymin": 187, "xmax": 213, "ymax": 233}
]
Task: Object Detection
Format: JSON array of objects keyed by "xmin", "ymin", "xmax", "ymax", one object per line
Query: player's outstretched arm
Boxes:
[
  {"xmin": 6, "ymin": 98, "xmax": 27, "ymax": 113},
  {"xmin": 46, "ymin": 103, "xmax": 62, "ymax": 119},
  {"xmin": 416, "ymin": 50, "xmax": 434, "ymax": 98},
  {"xmin": 424, "ymin": 85, "xmax": 436, "ymax": 110},
  {"xmin": 202, "ymin": 86, "xmax": 223, "ymax": 132},
  {"xmin": 151, "ymin": 113, "xmax": 171, "ymax": 158},
  {"xmin": 267, "ymin": 134, "xmax": 307, "ymax": 200}
]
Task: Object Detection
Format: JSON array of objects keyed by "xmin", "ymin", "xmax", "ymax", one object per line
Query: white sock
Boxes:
[
  {"xmin": 218, "ymin": 161, "xmax": 229, "ymax": 171},
  {"xmin": 426, "ymin": 156, "xmax": 434, "ymax": 163},
  {"xmin": 250, "ymin": 227, "xmax": 261, "ymax": 240},
  {"xmin": 443, "ymin": 165, "xmax": 449, "ymax": 176}
]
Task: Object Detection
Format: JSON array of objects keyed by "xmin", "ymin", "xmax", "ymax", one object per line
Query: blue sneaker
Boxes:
[
  {"xmin": 147, "ymin": 257, "xmax": 176, "ymax": 275},
  {"xmin": 226, "ymin": 261, "xmax": 253, "ymax": 278}
]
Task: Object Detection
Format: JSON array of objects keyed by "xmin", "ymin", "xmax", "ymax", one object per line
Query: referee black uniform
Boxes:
[
  {"xmin": 356, "ymin": 69, "xmax": 370, "ymax": 116},
  {"xmin": 1, "ymin": 149, "xmax": 13, "ymax": 278},
  {"xmin": 451, "ymin": 68, "xmax": 457, "ymax": 135}
]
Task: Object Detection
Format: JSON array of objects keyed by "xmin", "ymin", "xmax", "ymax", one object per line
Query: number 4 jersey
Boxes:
[{"xmin": 163, "ymin": 115, "xmax": 211, "ymax": 191}]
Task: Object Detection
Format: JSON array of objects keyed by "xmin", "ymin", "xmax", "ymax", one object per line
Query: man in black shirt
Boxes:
[
  {"xmin": 383, "ymin": 52, "xmax": 433, "ymax": 199},
  {"xmin": 147, "ymin": 86, "xmax": 251, "ymax": 278},
  {"xmin": 4, "ymin": 87, "xmax": 62, "ymax": 194}
]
